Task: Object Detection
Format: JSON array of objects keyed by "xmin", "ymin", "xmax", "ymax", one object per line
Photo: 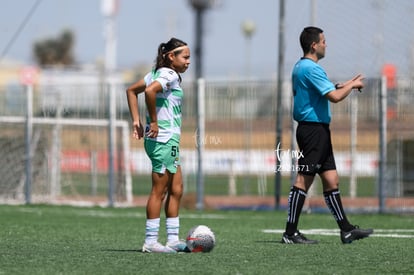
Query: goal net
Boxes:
[{"xmin": 0, "ymin": 117, "xmax": 132, "ymax": 206}]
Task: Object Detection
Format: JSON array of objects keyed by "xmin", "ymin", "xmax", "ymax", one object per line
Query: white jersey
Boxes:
[{"xmin": 144, "ymin": 68, "xmax": 183, "ymax": 143}]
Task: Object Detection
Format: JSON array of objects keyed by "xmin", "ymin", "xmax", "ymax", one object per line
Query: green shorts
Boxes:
[{"xmin": 144, "ymin": 138, "xmax": 180, "ymax": 174}]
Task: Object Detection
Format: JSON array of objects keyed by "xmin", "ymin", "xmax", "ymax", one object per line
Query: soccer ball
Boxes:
[{"xmin": 186, "ymin": 225, "xmax": 215, "ymax": 252}]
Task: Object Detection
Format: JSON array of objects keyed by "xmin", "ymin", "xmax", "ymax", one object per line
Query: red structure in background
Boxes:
[
  {"xmin": 60, "ymin": 151, "xmax": 124, "ymax": 173},
  {"xmin": 382, "ymin": 63, "xmax": 397, "ymax": 89},
  {"xmin": 382, "ymin": 63, "xmax": 397, "ymax": 120}
]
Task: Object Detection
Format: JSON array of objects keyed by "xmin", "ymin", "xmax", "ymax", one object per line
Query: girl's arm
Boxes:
[
  {"xmin": 144, "ymin": 81, "xmax": 163, "ymax": 138},
  {"xmin": 126, "ymin": 79, "xmax": 146, "ymax": 139}
]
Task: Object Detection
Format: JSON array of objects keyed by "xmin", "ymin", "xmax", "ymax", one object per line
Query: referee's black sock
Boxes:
[
  {"xmin": 323, "ymin": 189, "xmax": 354, "ymax": 232},
  {"xmin": 284, "ymin": 186, "xmax": 307, "ymax": 236}
]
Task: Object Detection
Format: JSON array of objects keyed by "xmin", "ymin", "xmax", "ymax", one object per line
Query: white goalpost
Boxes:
[{"xmin": 0, "ymin": 116, "xmax": 132, "ymax": 206}]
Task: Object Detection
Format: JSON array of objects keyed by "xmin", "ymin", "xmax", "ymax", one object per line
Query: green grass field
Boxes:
[
  {"xmin": 62, "ymin": 174, "xmax": 377, "ymax": 197},
  {"xmin": 1, "ymin": 205, "xmax": 413, "ymax": 275}
]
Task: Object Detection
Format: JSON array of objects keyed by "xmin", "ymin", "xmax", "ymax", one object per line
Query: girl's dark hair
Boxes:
[
  {"xmin": 154, "ymin": 37, "xmax": 187, "ymax": 71},
  {"xmin": 300, "ymin": 26, "xmax": 323, "ymax": 54}
]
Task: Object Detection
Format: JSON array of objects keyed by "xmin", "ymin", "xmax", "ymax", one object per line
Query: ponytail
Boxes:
[{"xmin": 154, "ymin": 38, "xmax": 187, "ymax": 71}]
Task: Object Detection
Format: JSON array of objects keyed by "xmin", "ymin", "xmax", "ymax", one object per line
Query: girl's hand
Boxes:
[
  {"xmin": 146, "ymin": 122, "xmax": 159, "ymax": 138},
  {"xmin": 132, "ymin": 121, "xmax": 144, "ymax": 140}
]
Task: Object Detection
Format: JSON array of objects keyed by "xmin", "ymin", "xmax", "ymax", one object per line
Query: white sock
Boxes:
[
  {"xmin": 145, "ymin": 218, "xmax": 160, "ymax": 245},
  {"xmin": 166, "ymin": 217, "xmax": 180, "ymax": 243}
]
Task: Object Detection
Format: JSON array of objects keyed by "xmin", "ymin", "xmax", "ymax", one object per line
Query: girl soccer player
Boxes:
[{"xmin": 126, "ymin": 38, "xmax": 190, "ymax": 253}]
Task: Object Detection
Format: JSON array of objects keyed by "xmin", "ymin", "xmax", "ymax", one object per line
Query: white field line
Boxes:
[
  {"xmin": 12, "ymin": 208, "xmax": 414, "ymax": 238},
  {"xmin": 263, "ymin": 229, "xmax": 414, "ymax": 238}
]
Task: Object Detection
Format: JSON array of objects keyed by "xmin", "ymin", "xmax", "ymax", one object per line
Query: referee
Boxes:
[{"xmin": 281, "ymin": 26, "xmax": 373, "ymax": 244}]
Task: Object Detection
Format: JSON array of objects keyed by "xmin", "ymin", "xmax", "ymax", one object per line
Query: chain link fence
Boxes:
[{"xmin": 0, "ymin": 69, "xmax": 413, "ymax": 211}]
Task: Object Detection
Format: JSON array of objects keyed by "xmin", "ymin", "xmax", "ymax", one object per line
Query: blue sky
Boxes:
[{"xmin": 0, "ymin": 0, "xmax": 413, "ymax": 79}]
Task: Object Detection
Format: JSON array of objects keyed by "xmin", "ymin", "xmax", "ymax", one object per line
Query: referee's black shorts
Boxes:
[{"xmin": 296, "ymin": 121, "xmax": 336, "ymax": 176}]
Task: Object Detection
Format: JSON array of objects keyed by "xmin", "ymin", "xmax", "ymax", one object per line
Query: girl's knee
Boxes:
[{"xmin": 170, "ymin": 183, "xmax": 183, "ymax": 198}]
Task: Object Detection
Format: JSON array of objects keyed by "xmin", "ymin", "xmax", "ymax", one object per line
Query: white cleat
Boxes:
[
  {"xmin": 166, "ymin": 240, "xmax": 190, "ymax": 252},
  {"xmin": 142, "ymin": 242, "xmax": 177, "ymax": 253}
]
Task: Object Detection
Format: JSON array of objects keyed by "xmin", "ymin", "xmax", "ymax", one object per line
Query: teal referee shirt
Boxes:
[{"xmin": 292, "ymin": 58, "xmax": 335, "ymax": 124}]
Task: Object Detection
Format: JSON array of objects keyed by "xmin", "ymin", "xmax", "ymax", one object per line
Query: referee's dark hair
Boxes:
[{"xmin": 300, "ymin": 26, "xmax": 323, "ymax": 55}]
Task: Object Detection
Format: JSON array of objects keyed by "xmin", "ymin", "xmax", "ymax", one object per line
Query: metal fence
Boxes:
[{"xmin": 0, "ymin": 70, "xmax": 413, "ymax": 211}]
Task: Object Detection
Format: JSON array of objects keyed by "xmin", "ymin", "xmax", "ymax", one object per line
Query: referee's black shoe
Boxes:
[
  {"xmin": 341, "ymin": 225, "xmax": 373, "ymax": 244},
  {"xmin": 281, "ymin": 231, "xmax": 318, "ymax": 244}
]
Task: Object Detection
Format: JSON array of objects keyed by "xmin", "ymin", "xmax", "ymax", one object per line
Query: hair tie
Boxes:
[{"xmin": 164, "ymin": 45, "xmax": 188, "ymax": 57}]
